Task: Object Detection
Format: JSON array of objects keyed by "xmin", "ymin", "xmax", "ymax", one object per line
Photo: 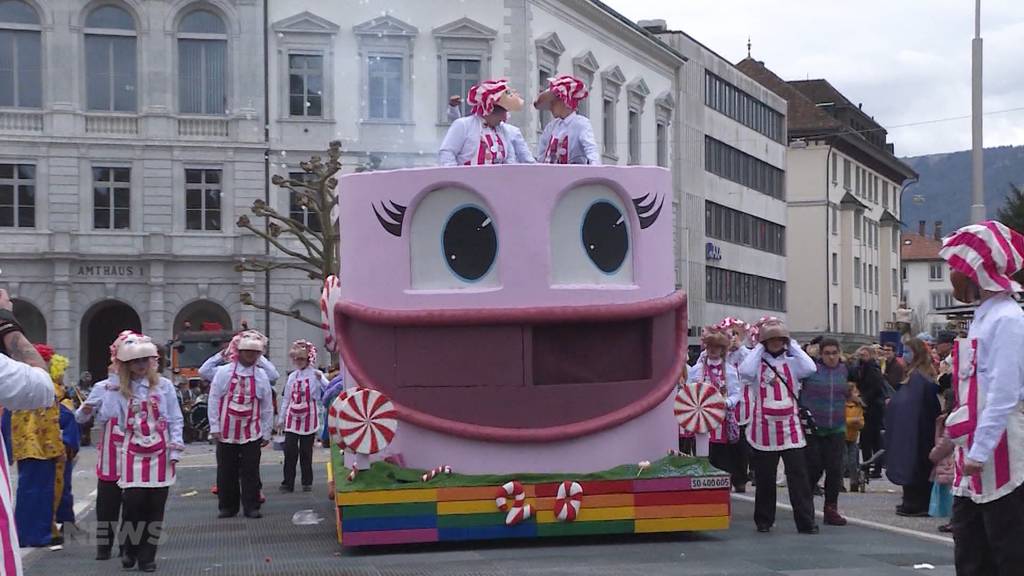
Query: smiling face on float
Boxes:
[{"xmin": 334, "ymin": 164, "xmax": 683, "ymax": 443}]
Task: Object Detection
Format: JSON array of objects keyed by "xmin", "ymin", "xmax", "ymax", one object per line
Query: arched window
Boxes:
[
  {"xmin": 177, "ymin": 8, "xmax": 226, "ymax": 115},
  {"xmin": 12, "ymin": 298, "xmax": 45, "ymax": 343},
  {"xmin": 0, "ymin": 0, "xmax": 42, "ymax": 108},
  {"xmin": 85, "ymin": 4, "xmax": 137, "ymax": 111}
]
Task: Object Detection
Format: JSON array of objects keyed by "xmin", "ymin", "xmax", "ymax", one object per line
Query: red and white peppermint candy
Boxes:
[
  {"xmin": 505, "ymin": 504, "xmax": 533, "ymax": 526},
  {"xmin": 674, "ymin": 381, "xmax": 727, "ymax": 435},
  {"xmin": 336, "ymin": 388, "xmax": 398, "ymax": 455},
  {"xmin": 326, "ymin": 389, "xmax": 350, "ymax": 448},
  {"xmin": 320, "ymin": 275, "xmax": 342, "ymax": 354},
  {"xmin": 554, "ymin": 481, "xmax": 583, "ymax": 522},
  {"xmin": 421, "ymin": 465, "xmax": 452, "ymax": 483},
  {"xmin": 495, "ymin": 480, "xmax": 526, "ymax": 512}
]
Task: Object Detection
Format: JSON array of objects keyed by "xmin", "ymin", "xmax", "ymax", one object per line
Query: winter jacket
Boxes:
[
  {"xmin": 801, "ymin": 361, "xmax": 849, "ymax": 435},
  {"xmin": 845, "ymin": 398, "xmax": 865, "ymax": 443},
  {"xmin": 929, "ymin": 417, "xmax": 955, "ymax": 486}
]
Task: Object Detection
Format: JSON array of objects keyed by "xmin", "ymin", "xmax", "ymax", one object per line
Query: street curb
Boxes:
[{"xmin": 731, "ymin": 493, "xmax": 955, "ymax": 546}]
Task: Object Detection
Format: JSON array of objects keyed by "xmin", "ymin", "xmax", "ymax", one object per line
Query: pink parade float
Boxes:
[{"xmin": 320, "ymin": 164, "xmax": 730, "ymax": 546}]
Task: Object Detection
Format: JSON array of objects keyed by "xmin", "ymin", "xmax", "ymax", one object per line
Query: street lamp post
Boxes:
[{"xmin": 970, "ymin": 0, "xmax": 985, "ymax": 223}]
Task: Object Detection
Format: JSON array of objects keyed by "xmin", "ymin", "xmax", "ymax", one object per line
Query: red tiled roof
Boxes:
[{"xmin": 901, "ymin": 233, "xmax": 943, "ymax": 261}]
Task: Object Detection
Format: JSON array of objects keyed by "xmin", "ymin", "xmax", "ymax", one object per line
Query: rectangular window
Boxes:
[
  {"xmin": 931, "ymin": 291, "xmax": 954, "ymax": 310},
  {"xmin": 874, "ymin": 265, "xmax": 879, "ymax": 294},
  {"xmin": 705, "ymin": 201, "xmax": 786, "ymax": 255},
  {"xmin": 85, "ymin": 35, "xmax": 137, "ymax": 112},
  {"xmin": 832, "ymin": 253, "xmax": 838, "ymax": 284},
  {"xmin": 833, "ymin": 303, "xmax": 839, "ymax": 330},
  {"xmin": 445, "ymin": 58, "xmax": 480, "ymax": 120},
  {"xmin": 704, "ymin": 136, "xmax": 784, "ymax": 200},
  {"xmin": 178, "ymin": 38, "xmax": 227, "ymax": 114},
  {"xmin": 831, "ymin": 206, "xmax": 838, "ymax": 235},
  {"xmin": 367, "ymin": 56, "xmax": 402, "ymax": 120},
  {"xmin": 854, "ymin": 257, "xmax": 861, "ymax": 288},
  {"xmin": 656, "ymin": 122, "xmax": 668, "ymax": 168},
  {"xmin": 0, "ymin": 163, "xmax": 35, "ymax": 228},
  {"xmin": 92, "ymin": 167, "xmax": 130, "ymax": 230},
  {"xmin": 184, "ymin": 168, "xmax": 222, "ymax": 231},
  {"xmin": 628, "ymin": 110, "xmax": 640, "ymax": 165},
  {"xmin": 538, "ymin": 68, "xmax": 552, "ymax": 129},
  {"xmin": 843, "ymin": 158, "xmax": 851, "ymax": 190},
  {"xmin": 892, "ymin": 227, "xmax": 898, "ymax": 253},
  {"xmin": 831, "ymin": 153, "xmax": 838, "ymax": 184},
  {"xmin": 0, "ymin": 30, "xmax": 42, "ymax": 108},
  {"xmin": 883, "ymin": 182, "xmax": 890, "ymax": 209},
  {"xmin": 901, "ymin": 265, "xmax": 907, "ymax": 281},
  {"xmin": 705, "ymin": 266, "xmax": 786, "ymax": 312},
  {"xmin": 288, "ymin": 54, "xmax": 323, "ymax": 117},
  {"xmin": 854, "ymin": 212, "xmax": 862, "ymax": 239},
  {"xmin": 929, "ymin": 263, "xmax": 944, "ymax": 281},
  {"xmin": 855, "ymin": 167, "xmax": 861, "ymax": 196},
  {"xmin": 602, "ymin": 98, "xmax": 615, "ymax": 155},
  {"xmin": 892, "ymin": 268, "xmax": 898, "ymax": 296},
  {"xmin": 703, "ymin": 71, "xmax": 783, "ymax": 142},
  {"xmin": 873, "ymin": 176, "xmax": 880, "ymax": 203},
  {"xmin": 855, "ymin": 305, "xmax": 862, "ymax": 334},
  {"xmin": 287, "ymin": 172, "xmax": 321, "ymax": 233}
]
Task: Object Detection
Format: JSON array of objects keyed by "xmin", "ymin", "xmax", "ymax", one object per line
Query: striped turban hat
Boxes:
[
  {"xmin": 467, "ymin": 79, "xmax": 517, "ymax": 116},
  {"xmin": 546, "ymin": 75, "xmax": 589, "ymax": 110},
  {"xmin": 939, "ymin": 220, "xmax": 1024, "ymax": 293}
]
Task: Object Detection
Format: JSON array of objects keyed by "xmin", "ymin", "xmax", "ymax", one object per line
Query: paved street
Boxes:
[{"xmin": 22, "ymin": 444, "xmax": 954, "ymax": 576}]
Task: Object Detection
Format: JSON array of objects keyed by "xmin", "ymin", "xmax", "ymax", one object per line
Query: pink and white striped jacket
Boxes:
[
  {"xmin": 278, "ymin": 367, "xmax": 327, "ymax": 435},
  {"xmin": 739, "ymin": 341, "xmax": 816, "ymax": 451},
  {"xmin": 948, "ymin": 298, "xmax": 1024, "ymax": 503},
  {"xmin": 77, "ymin": 376, "xmax": 125, "ymax": 482},
  {"xmin": 208, "ymin": 362, "xmax": 274, "ymax": 445}
]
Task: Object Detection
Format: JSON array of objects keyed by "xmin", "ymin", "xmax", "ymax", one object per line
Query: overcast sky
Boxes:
[{"xmin": 602, "ymin": 0, "xmax": 1024, "ymax": 158}]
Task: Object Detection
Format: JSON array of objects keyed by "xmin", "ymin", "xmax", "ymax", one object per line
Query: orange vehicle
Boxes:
[{"xmin": 169, "ymin": 322, "xmax": 234, "ymax": 385}]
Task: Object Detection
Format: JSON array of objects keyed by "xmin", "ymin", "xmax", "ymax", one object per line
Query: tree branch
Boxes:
[
  {"xmin": 236, "ymin": 259, "xmax": 323, "ymax": 279},
  {"xmin": 240, "ymin": 293, "xmax": 323, "ymax": 328},
  {"xmin": 251, "ymin": 203, "xmax": 325, "ymax": 259},
  {"xmin": 237, "ymin": 215, "xmax": 322, "ymax": 266}
]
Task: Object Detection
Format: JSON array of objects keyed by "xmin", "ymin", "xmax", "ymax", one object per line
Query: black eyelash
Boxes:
[
  {"xmin": 632, "ymin": 193, "xmax": 664, "ymax": 230},
  {"xmin": 373, "ymin": 201, "xmax": 407, "ymax": 237}
]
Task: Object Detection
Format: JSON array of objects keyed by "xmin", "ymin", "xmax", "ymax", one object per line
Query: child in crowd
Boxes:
[
  {"xmin": 845, "ymin": 382, "xmax": 865, "ymax": 492},
  {"xmin": 928, "ymin": 390, "xmax": 955, "ymax": 532}
]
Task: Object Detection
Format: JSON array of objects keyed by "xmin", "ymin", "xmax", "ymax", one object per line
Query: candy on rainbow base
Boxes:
[{"xmin": 325, "ymin": 165, "xmax": 730, "ymax": 546}]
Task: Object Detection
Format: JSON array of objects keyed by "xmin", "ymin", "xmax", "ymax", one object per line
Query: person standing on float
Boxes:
[
  {"xmin": 208, "ymin": 330, "xmax": 274, "ymax": 519},
  {"xmin": 738, "ymin": 317, "xmax": 818, "ymax": 534},
  {"xmin": 534, "ymin": 75, "xmax": 601, "ymax": 165},
  {"xmin": 938, "ymin": 221, "xmax": 1024, "ymax": 576},
  {"xmin": 438, "ymin": 79, "xmax": 526, "ymax": 166},
  {"xmin": 277, "ymin": 340, "xmax": 327, "ymax": 493}
]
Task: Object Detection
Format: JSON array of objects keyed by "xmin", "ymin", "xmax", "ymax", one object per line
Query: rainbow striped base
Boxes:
[{"xmin": 333, "ymin": 464, "xmax": 731, "ymax": 546}]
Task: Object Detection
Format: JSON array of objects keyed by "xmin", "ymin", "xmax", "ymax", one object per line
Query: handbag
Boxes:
[{"xmin": 761, "ymin": 359, "xmax": 818, "ymax": 436}]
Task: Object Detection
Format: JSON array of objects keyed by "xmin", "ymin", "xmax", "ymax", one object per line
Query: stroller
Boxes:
[
  {"xmin": 183, "ymin": 392, "xmax": 210, "ymax": 444},
  {"xmin": 854, "ymin": 448, "xmax": 886, "ymax": 492}
]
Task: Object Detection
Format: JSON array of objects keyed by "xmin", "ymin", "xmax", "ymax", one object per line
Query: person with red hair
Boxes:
[{"xmin": 534, "ymin": 75, "xmax": 601, "ymax": 165}]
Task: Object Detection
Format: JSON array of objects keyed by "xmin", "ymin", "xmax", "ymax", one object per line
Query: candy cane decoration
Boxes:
[
  {"xmin": 421, "ymin": 465, "xmax": 452, "ymax": 483},
  {"xmin": 336, "ymin": 388, "xmax": 398, "ymax": 455},
  {"xmin": 674, "ymin": 381, "xmax": 727, "ymax": 435},
  {"xmin": 326, "ymin": 389, "xmax": 350, "ymax": 448},
  {"xmin": 346, "ymin": 464, "xmax": 358, "ymax": 482},
  {"xmin": 320, "ymin": 275, "xmax": 342, "ymax": 354},
  {"xmin": 554, "ymin": 481, "xmax": 583, "ymax": 522},
  {"xmin": 495, "ymin": 480, "xmax": 532, "ymax": 526}
]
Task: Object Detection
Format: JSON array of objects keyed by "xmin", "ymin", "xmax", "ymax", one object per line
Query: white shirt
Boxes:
[
  {"xmin": 965, "ymin": 293, "xmax": 1024, "ymax": 463},
  {"xmin": 88, "ymin": 376, "xmax": 185, "ymax": 462},
  {"xmin": 207, "ymin": 362, "xmax": 275, "ymax": 442},
  {"xmin": 75, "ymin": 374, "xmax": 119, "ymax": 424},
  {"xmin": 504, "ymin": 124, "xmax": 535, "ymax": 164},
  {"xmin": 0, "ymin": 353, "xmax": 54, "ymax": 410},
  {"xmin": 438, "ymin": 116, "xmax": 521, "ymax": 166},
  {"xmin": 277, "ymin": 366, "xmax": 328, "ymax": 429},
  {"xmin": 198, "ymin": 351, "xmax": 279, "ymax": 382},
  {"xmin": 537, "ymin": 112, "xmax": 601, "ymax": 165},
  {"xmin": 688, "ymin": 355, "xmax": 742, "ymax": 409},
  {"xmin": 738, "ymin": 340, "xmax": 817, "ymax": 396}
]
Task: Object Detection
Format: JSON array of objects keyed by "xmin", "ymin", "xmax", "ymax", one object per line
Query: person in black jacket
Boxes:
[{"xmin": 850, "ymin": 346, "xmax": 887, "ymax": 479}]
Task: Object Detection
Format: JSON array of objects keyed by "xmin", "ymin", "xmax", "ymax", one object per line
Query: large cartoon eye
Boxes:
[
  {"xmin": 550, "ymin": 184, "xmax": 634, "ymax": 286},
  {"xmin": 443, "ymin": 206, "xmax": 496, "ymax": 281},
  {"xmin": 411, "ymin": 187, "xmax": 499, "ymax": 289},
  {"xmin": 582, "ymin": 201, "xmax": 628, "ymax": 273}
]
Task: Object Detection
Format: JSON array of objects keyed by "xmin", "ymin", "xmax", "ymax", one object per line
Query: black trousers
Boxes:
[
  {"xmin": 806, "ymin": 433, "xmax": 845, "ymax": 505},
  {"xmin": 952, "ymin": 483, "xmax": 1024, "ymax": 576},
  {"xmin": 216, "ymin": 440, "xmax": 262, "ymax": 514},
  {"xmin": 120, "ymin": 487, "xmax": 168, "ymax": 566},
  {"xmin": 95, "ymin": 479, "xmax": 122, "ymax": 556},
  {"xmin": 751, "ymin": 447, "xmax": 816, "ymax": 531},
  {"xmin": 901, "ymin": 479, "xmax": 932, "ymax": 513},
  {"xmin": 861, "ymin": 412, "xmax": 884, "ymax": 473},
  {"xmin": 282, "ymin": 432, "xmax": 315, "ymax": 489},
  {"xmin": 709, "ymin": 438, "xmax": 750, "ymax": 489}
]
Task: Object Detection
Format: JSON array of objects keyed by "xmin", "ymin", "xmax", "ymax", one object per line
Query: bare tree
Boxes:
[{"xmin": 236, "ymin": 140, "xmax": 342, "ymax": 331}]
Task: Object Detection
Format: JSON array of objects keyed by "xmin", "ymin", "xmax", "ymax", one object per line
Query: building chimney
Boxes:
[
  {"xmin": 638, "ymin": 19, "xmax": 668, "ymax": 33},
  {"xmin": 934, "ymin": 221, "xmax": 943, "ymax": 240},
  {"xmin": 918, "ymin": 220, "xmax": 926, "ymax": 236}
]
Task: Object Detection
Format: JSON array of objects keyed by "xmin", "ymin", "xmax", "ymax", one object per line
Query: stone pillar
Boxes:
[
  {"xmin": 51, "ymin": 261, "xmax": 74, "ymax": 376},
  {"xmin": 148, "ymin": 262, "xmax": 167, "ymax": 342}
]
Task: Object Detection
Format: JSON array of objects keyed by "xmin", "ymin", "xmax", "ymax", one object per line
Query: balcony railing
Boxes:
[
  {"xmin": 0, "ymin": 109, "xmax": 43, "ymax": 132},
  {"xmin": 177, "ymin": 116, "xmax": 229, "ymax": 138},
  {"xmin": 85, "ymin": 114, "xmax": 139, "ymax": 136}
]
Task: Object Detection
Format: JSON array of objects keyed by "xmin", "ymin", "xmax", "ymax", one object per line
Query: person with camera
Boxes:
[
  {"xmin": 738, "ymin": 317, "xmax": 818, "ymax": 534},
  {"xmin": 0, "ymin": 288, "xmax": 60, "ymax": 575}
]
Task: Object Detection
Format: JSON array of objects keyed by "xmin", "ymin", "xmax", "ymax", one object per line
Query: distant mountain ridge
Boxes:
[{"xmin": 900, "ymin": 145, "xmax": 1024, "ymax": 233}]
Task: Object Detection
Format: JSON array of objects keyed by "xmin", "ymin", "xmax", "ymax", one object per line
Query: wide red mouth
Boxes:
[{"xmin": 335, "ymin": 292, "xmax": 687, "ymax": 443}]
